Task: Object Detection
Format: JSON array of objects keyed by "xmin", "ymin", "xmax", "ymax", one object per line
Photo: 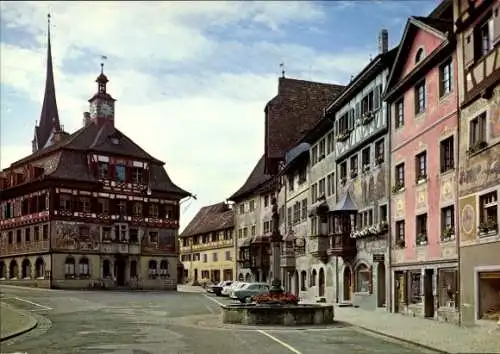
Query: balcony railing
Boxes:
[
  {"xmin": 0, "ymin": 240, "xmax": 50, "ymax": 256},
  {"xmin": 327, "ymin": 233, "xmax": 357, "ymax": 258}
]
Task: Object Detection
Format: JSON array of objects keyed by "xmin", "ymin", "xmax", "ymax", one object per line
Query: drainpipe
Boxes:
[
  {"xmin": 49, "ymin": 187, "xmax": 54, "ymax": 289},
  {"xmin": 455, "ymin": 59, "xmax": 462, "ymax": 327},
  {"xmin": 386, "ymin": 96, "xmax": 393, "ymax": 313}
]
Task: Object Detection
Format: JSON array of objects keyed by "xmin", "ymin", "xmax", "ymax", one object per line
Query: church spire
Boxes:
[{"xmin": 33, "ymin": 13, "xmax": 60, "ymax": 152}]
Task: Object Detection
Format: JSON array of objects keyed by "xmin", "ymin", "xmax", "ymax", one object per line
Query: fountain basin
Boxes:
[{"xmin": 221, "ymin": 303, "xmax": 334, "ymax": 326}]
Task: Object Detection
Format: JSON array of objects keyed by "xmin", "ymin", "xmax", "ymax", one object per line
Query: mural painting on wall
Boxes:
[
  {"xmin": 441, "ymin": 178, "xmax": 454, "ymax": 204},
  {"xmin": 490, "ymin": 95, "xmax": 500, "ymax": 139},
  {"xmin": 459, "ymin": 196, "xmax": 476, "ymax": 242},
  {"xmin": 55, "ymin": 222, "xmax": 99, "ymax": 251},
  {"xmin": 459, "ymin": 157, "xmax": 500, "ymax": 192},
  {"xmin": 395, "ymin": 197, "xmax": 404, "ymax": 219},
  {"xmin": 415, "ymin": 187, "xmax": 427, "ymax": 211}
]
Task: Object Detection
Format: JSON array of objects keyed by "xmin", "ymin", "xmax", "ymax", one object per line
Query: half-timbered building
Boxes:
[
  {"xmin": 385, "ymin": 1, "xmax": 460, "ymax": 322},
  {"xmin": 0, "ymin": 27, "xmax": 190, "ymax": 290},
  {"xmin": 454, "ymin": 0, "xmax": 500, "ymax": 326}
]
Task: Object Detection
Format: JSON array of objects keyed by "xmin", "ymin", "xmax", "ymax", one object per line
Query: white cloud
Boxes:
[{"xmin": 0, "ymin": 1, "xmax": 371, "ymax": 229}]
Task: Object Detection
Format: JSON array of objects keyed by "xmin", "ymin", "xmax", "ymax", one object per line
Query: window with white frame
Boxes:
[
  {"xmin": 479, "ymin": 191, "xmax": 498, "ymax": 234},
  {"xmin": 148, "ymin": 260, "xmax": 158, "ymax": 278},
  {"xmin": 65, "ymin": 257, "xmax": 75, "ymax": 278},
  {"xmin": 414, "ymin": 80, "xmax": 426, "ymax": 114},
  {"xmin": 79, "ymin": 258, "xmax": 89, "ymax": 278},
  {"xmin": 439, "ymin": 59, "xmax": 452, "ymax": 97},
  {"xmin": 327, "ymin": 172, "xmax": 335, "ymax": 196},
  {"xmin": 356, "ymin": 264, "xmax": 370, "ymax": 293},
  {"xmin": 469, "ymin": 112, "xmax": 487, "ymax": 149}
]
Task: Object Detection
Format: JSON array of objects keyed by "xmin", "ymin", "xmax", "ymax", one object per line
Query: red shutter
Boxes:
[
  {"xmin": 493, "ymin": 3, "xmax": 500, "ymax": 45},
  {"xmin": 126, "ymin": 166, "xmax": 132, "ymax": 183},
  {"xmin": 463, "ymin": 28, "xmax": 475, "ymax": 69}
]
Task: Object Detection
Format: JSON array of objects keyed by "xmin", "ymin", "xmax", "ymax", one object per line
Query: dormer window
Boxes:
[
  {"xmin": 415, "ymin": 48, "xmax": 424, "ymax": 63},
  {"xmin": 111, "ymin": 138, "xmax": 119, "ymax": 145}
]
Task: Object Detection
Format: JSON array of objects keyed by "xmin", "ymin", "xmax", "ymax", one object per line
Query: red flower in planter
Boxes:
[{"xmin": 253, "ymin": 292, "xmax": 298, "ymax": 305}]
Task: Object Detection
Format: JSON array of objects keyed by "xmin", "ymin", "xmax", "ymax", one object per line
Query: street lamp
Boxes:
[{"xmin": 269, "ymin": 197, "xmax": 284, "ymax": 293}]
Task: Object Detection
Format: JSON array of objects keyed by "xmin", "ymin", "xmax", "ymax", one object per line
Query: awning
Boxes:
[
  {"xmin": 251, "ymin": 233, "xmax": 270, "ymax": 244},
  {"xmin": 308, "ymin": 198, "xmax": 329, "ymax": 217},
  {"xmin": 239, "ymin": 237, "xmax": 252, "ymax": 248},
  {"xmin": 280, "ymin": 143, "xmax": 311, "ymax": 175},
  {"xmin": 479, "ymin": 271, "xmax": 500, "ymax": 279}
]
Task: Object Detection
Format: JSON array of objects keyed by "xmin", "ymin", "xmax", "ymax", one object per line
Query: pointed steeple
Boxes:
[{"xmin": 33, "ymin": 13, "xmax": 60, "ymax": 152}]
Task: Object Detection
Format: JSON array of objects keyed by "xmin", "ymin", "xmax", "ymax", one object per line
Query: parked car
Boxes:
[
  {"xmin": 206, "ymin": 281, "xmax": 220, "ymax": 293},
  {"xmin": 232, "ymin": 283, "xmax": 270, "ymax": 303},
  {"xmin": 212, "ymin": 280, "xmax": 232, "ymax": 296},
  {"xmin": 221, "ymin": 281, "xmax": 247, "ymax": 297}
]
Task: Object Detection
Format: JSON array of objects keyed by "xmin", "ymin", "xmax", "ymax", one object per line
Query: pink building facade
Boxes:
[{"xmin": 385, "ymin": 7, "xmax": 460, "ymax": 323}]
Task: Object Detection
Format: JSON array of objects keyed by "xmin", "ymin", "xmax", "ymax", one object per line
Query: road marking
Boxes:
[
  {"xmin": 13, "ymin": 296, "xmax": 53, "ymax": 310},
  {"xmin": 204, "ymin": 304, "xmax": 216, "ymax": 315},
  {"xmin": 204, "ymin": 294, "xmax": 225, "ymax": 307},
  {"xmin": 257, "ymin": 330, "xmax": 302, "ymax": 354}
]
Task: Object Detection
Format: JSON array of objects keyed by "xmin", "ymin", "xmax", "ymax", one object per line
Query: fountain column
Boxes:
[{"xmin": 270, "ymin": 197, "xmax": 283, "ymax": 292}]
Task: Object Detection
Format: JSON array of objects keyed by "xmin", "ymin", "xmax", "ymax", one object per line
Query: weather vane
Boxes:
[
  {"xmin": 280, "ymin": 63, "xmax": 285, "ymax": 78},
  {"xmin": 100, "ymin": 55, "xmax": 108, "ymax": 74}
]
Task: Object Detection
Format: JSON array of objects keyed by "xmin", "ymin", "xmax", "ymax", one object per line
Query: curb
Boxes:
[
  {"xmin": 352, "ymin": 324, "xmax": 449, "ymax": 354},
  {"xmin": 0, "ymin": 303, "xmax": 39, "ymax": 342}
]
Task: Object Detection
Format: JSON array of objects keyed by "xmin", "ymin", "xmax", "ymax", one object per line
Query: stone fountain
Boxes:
[{"xmin": 221, "ymin": 198, "xmax": 334, "ymax": 326}]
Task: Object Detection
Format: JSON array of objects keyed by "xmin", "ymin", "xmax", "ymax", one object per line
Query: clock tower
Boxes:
[{"xmin": 88, "ymin": 62, "xmax": 116, "ymax": 126}]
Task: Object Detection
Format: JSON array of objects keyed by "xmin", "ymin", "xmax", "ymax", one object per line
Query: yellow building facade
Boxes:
[{"xmin": 179, "ymin": 202, "xmax": 235, "ymax": 284}]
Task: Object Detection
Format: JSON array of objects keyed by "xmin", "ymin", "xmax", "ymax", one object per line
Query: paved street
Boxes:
[{"xmin": 0, "ymin": 286, "xmax": 436, "ymax": 354}]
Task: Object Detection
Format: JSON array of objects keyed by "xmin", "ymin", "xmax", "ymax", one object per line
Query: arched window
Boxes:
[
  {"xmin": 415, "ymin": 48, "xmax": 424, "ymax": 63},
  {"xmin": 301, "ymin": 270, "xmax": 307, "ymax": 291},
  {"xmin": 21, "ymin": 259, "xmax": 31, "ymax": 279},
  {"xmin": 35, "ymin": 257, "xmax": 45, "ymax": 278},
  {"xmin": 148, "ymin": 260, "xmax": 158, "ymax": 279},
  {"xmin": 79, "ymin": 257, "xmax": 90, "ymax": 278},
  {"xmin": 238, "ymin": 273, "xmax": 244, "ymax": 281},
  {"xmin": 356, "ymin": 264, "xmax": 371, "ymax": 293},
  {"xmin": 65, "ymin": 257, "xmax": 76, "ymax": 279},
  {"xmin": 0, "ymin": 261, "xmax": 5, "ymax": 279},
  {"xmin": 103, "ymin": 259, "xmax": 111, "ymax": 278},
  {"xmin": 9, "ymin": 260, "xmax": 18, "ymax": 279},
  {"xmin": 310, "ymin": 269, "xmax": 317, "ymax": 287},
  {"xmin": 159, "ymin": 260, "xmax": 169, "ymax": 278},
  {"xmin": 130, "ymin": 260, "xmax": 137, "ymax": 278}
]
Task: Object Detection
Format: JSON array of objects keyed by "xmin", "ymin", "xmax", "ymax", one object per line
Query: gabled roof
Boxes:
[
  {"xmin": 326, "ymin": 46, "xmax": 398, "ymax": 114},
  {"xmin": 229, "ymin": 154, "xmax": 272, "ymax": 201},
  {"xmin": 265, "ymin": 77, "xmax": 344, "ymax": 161},
  {"xmin": 11, "ymin": 121, "xmax": 162, "ymax": 167},
  {"xmin": 385, "ymin": 15, "xmax": 453, "ymax": 95},
  {"xmin": 180, "ymin": 202, "xmax": 234, "ymax": 237},
  {"xmin": 332, "ymin": 190, "xmax": 358, "ymax": 214},
  {"xmin": 3, "ymin": 121, "xmax": 190, "ymax": 197}
]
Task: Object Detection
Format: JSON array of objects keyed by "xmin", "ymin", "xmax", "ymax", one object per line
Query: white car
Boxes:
[
  {"xmin": 222, "ymin": 281, "xmax": 247, "ymax": 297},
  {"xmin": 230, "ymin": 283, "xmax": 251, "ymax": 299}
]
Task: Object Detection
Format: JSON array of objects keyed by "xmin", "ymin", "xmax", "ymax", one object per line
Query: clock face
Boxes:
[{"xmin": 102, "ymin": 103, "xmax": 114, "ymax": 117}]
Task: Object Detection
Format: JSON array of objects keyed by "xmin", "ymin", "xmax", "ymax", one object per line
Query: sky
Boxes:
[{"xmin": 0, "ymin": 0, "xmax": 440, "ymax": 230}]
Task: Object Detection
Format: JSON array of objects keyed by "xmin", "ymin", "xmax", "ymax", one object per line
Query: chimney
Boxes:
[
  {"xmin": 379, "ymin": 29, "xmax": 389, "ymax": 54},
  {"xmin": 83, "ymin": 112, "xmax": 91, "ymax": 126}
]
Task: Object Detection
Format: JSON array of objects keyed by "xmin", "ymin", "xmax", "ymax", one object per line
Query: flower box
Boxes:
[{"xmin": 252, "ymin": 292, "xmax": 299, "ymax": 305}]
